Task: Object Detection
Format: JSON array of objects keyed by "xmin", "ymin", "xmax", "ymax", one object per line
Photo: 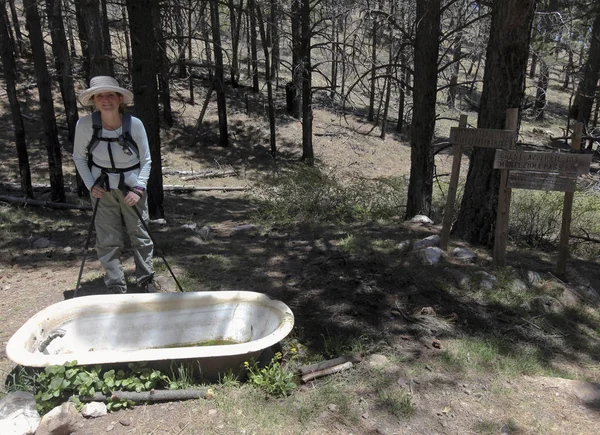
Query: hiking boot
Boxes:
[
  {"xmin": 107, "ymin": 285, "xmax": 127, "ymax": 294},
  {"xmin": 141, "ymin": 279, "xmax": 161, "ymax": 293}
]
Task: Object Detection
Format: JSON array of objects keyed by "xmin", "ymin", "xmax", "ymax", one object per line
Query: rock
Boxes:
[
  {"xmin": 367, "ymin": 354, "xmax": 390, "ymax": 370},
  {"xmin": 181, "ymin": 223, "xmax": 197, "ymax": 231},
  {"xmin": 452, "ymin": 247, "xmax": 477, "ymax": 261},
  {"xmin": 413, "ymin": 235, "xmax": 441, "ymax": 250},
  {"xmin": 417, "ymin": 247, "xmax": 444, "ymax": 265},
  {"xmin": 33, "ymin": 237, "xmax": 51, "ymax": 249},
  {"xmin": 231, "ymin": 224, "xmax": 259, "ymax": 233},
  {"xmin": 396, "ymin": 240, "xmax": 411, "ymax": 253},
  {"xmin": 526, "ymin": 271, "xmax": 544, "ymax": 289},
  {"xmin": 0, "ymin": 391, "xmax": 41, "ymax": 435},
  {"xmin": 327, "ymin": 403, "xmax": 338, "ymax": 412},
  {"xmin": 36, "ymin": 402, "xmax": 78, "ymax": 435},
  {"xmin": 409, "ymin": 215, "xmax": 434, "ymax": 224},
  {"xmin": 119, "ymin": 417, "xmax": 132, "ymax": 426},
  {"xmin": 81, "ymin": 401, "xmax": 107, "ymax": 418},
  {"xmin": 150, "ymin": 218, "xmax": 167, "ymax": 225},
  {"xmin": 196, "ymin": 225, "xmax": 212, "ymax": 239},
  {"xmin": 474, "ymin": 271, "xmax": 497, "ymax": 291},
  {"xmin": 443, "ymin": 268, "xmax": 470, "ymax": 289}
]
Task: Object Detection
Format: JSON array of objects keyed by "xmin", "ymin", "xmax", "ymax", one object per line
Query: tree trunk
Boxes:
[
  {"xmin": 227, "ymin": 0, "xmax": 243, "ymax": 87},
  {"xmin": 0, "ymin": 4, "xmax": 33, "ymax": 198},
  {"xmin": 248, "ymin": 0, "xmax": 259, "ymax": 92},
  {"xmin": 405, "ymin": 0, "xmax": 440, "ymax": 219},
  {"xmin": 80, "ymin": 0, "xmax": 113, "ymax": 76},
  {"xmin": 23, "ymin": 0, "xmax": 65, "ymax": 202},
  {"xmin": 269, "ymin": 0, "xmax": 280, "ymax": 88},
  {"xmin": 188, "ymin": 0, "xmax": 194, "ymax": 104},
  {"xmin": 126, "ymin": 0, "xmax": 164, "ymax": 219},
  {"xmin": 255, "ymin": 4, "xmax": 276, "ymax": 155},
  {"xmin": 534, "ymin": 58, "xmax": 549, "ymax": 120},
  {"xmin": 330, "ymin": 18, "xmax": 337, "ymax": 100},
  {"xmin": 367, "ymin": 1, "xmax": 379, "ymax": 122},
  {"xmin": 570, "ymin": 12, "xmax": 600, "ymax": 125},
  {"xmin": 300, "ymin": 0, "xmax": 313, "ymax": 164},
  {"xmin": 175, "ymin": 2, "xmax": 186, "ymax": 78},
  {"xmin": 154, "ymin": 5, "xmax": 174, "ymax": 127},
  {"xmin": 46, "ymin": 0, "xmax": 84, "ymax": 197},
  {"xmin": 209, "ymin": 0, "xmax": 229, "ymax": 147},
  {"xmin": 447, "ymin": 31, "xmax": 462, "ymax": 108},
  {"xmin": 289, "ymin": 0, "xmax": 302, "ymax": 118},
  {"xmin": 73, "ymin": 0, "xmax": 90, "ymax": 81},
  {"xmin": 7, "ymin": 0, "xmax": 22, "ymax": 57},
  {"xmin": 453, "ymin": 0, "xmax": 536, "ymax": 246},
  {"xmin": 122, "ymin": 6, "xmax": 132, "ymax": 73}
]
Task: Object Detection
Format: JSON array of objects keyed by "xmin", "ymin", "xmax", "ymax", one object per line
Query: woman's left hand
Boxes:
[{"xmin": 124, "ymin": 189, "xmax": 143, "ymax": 206}]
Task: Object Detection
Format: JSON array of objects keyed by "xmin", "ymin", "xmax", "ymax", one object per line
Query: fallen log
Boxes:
[
  {"xmin": 0, "ymin": 195, "xmax": 92, "ymax": 211},
  {"xmin": 301, "ymin": 362, "xmax": 354, "ymax": 383},
  {"xmin": 297, "ymin": 354, "xmax": 362, "ymax": 376},
  {"xmin": 81, "ymin": 388, "xmax": 214, "ymax": 403},
  {"xmin": 164, "ymin": 185, "xmax": 249, "ymax": 192},
  {"xmin": 163, "ymin": 169, "xmax": 236, "ymax": 178}
]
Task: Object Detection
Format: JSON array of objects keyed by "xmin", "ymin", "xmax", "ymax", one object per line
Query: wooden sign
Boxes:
[
  {"xmin": 493, "ymin": 150, "xmax": 592, "ymax": 175},
  {"xmin": 450, "ymin": 127, "xmax": 515, "ymax": 148},
  {"xmin": 508, "ymin": 171, "xmax": 577, "ymax": 192}
]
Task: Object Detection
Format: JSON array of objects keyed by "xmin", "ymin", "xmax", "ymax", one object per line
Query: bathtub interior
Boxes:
[{"xmin": 35, "ymin": 299, "xmax": 285, "ymax": 356}]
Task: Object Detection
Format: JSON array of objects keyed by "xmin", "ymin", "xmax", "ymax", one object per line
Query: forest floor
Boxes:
[{"xmin": 1, "ymin": 80, "xmax": 600, "ymax": 434}]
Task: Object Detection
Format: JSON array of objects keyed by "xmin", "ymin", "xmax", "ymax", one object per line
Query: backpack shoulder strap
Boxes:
[
  {"xmin": 87, "ymin": 112, "xmax": 103, "ymax": 167},
  {"xmin": 120, "ymin": 113, "xmax": 140, "ymax": 158}
]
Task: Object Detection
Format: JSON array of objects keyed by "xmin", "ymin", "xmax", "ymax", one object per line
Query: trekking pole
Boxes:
[
  {"xmin": 129, "ymin": 201, "xmax": 184, "ymax": 292},
  {"xmin": 74, "ymin": 197, "xmax": 100, "ymax": 297}
]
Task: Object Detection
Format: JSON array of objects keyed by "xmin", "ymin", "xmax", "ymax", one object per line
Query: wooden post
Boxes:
[
  {"xmin": 492, "ymin": 108, "xmax": 518, "ymax": 268},
  {"xmin": 556, "ymin": 122, "xmax": 583, "ymax": 278},
  {"xmin": 440, "ymin": 114, "xmax": 468, "ymax": 250}
]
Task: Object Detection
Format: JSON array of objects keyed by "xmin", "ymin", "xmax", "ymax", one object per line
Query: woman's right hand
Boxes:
[{"xmin": 91, "ymin": 185, "xmax": 106, "ymax": 198}]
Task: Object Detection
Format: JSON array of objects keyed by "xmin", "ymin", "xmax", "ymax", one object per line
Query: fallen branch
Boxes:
[
  {"xmin": 163, "ymin": 169, "xmax": 236, "ymax": 178},
  {"xmin": 182, "ymin": 170, "xmax": 237, "ymax": 181},
  {"xmin": 0, "ymin": 195, "xmax": 92, "ymax": 211},
  {"xmin": 164, "ymin": 185, "xmax": 249, "ymax": 192},
  {"xmin": 297, "ymin": 354, "xmax": 362, "ymax": 376},
  {"xmin": 81, "ymin": 388, "xmax": 214, "ymax": 403},
  {"xmin": 301, "ymin": 361, "xmax": 354, "ymax": 383}
]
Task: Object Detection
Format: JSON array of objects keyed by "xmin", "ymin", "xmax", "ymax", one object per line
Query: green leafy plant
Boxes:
[
  {"xmin": 244, "ymin": 348, "xmax": 298, "ymax": 397},
  {"xmin": 27, "ymin": 361, "xmax": 171, "ymax": 414}
]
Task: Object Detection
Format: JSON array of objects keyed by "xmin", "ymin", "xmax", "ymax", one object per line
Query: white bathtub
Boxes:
[{"xmin": 6, "ymin": 291, "xmax": 294, "ymax": 379}]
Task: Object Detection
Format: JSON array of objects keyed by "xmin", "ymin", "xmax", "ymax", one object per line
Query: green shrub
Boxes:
[
  {"xmin": 244, "ymin": 348, "xmax": 298, "ymax": 397},
  {"xmin": 255, "ymin": 166, "xmax": 406, "ymax": 225}
]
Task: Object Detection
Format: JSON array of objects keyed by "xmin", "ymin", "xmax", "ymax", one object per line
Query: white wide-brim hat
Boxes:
[{"xmin": 78, "ymin": 76, "xmax": 134, "ymax": 106}]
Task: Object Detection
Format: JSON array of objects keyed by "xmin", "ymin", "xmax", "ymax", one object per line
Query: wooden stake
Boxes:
[
  {"xmin": 556, "ymin": 122, "xmax": 583, "ymax": 278},
  {"xmin": 492, "ymin": 108, "xmax": 518, "ymax": 268},
  {"xmin": 440, "ymin": 114, "xmax": 468, "ymax": 250}
]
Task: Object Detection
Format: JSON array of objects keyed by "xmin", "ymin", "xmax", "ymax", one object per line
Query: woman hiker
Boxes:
[{"xmin": 73, "ymin": 75, "xmax": 159, "ymax": 294}]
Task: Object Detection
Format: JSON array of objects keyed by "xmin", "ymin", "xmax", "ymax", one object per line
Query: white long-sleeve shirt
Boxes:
[{"xmin": 72, "ymin": 113, "xmax": 152, "ymax": 191}]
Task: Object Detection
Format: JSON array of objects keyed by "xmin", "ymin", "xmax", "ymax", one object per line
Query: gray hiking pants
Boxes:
[{"xmin": 94, "ymin": 189, "xmax": 153, "ymax": 291}]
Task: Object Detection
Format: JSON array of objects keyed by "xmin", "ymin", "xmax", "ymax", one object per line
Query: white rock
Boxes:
[
  {"xmin": 452, "ymin": 247, "xmax": 477, "ymax": 261},
  {"xmin": 231, "ymin": 224, "xmax": 259, "ymax": 233},
  {"xmin": 413, "ymin": 235, "xmax": 441, "ymax": 250},
  {"xmin": 396, "ymin": 240, "xmax": 411, "ymax": 253},
  {"xmin": 81, "ymin": 401, "xmax": 107, "ymax": 418},
  {"xmin": 181, "ymin": 223, "xmax": 197, "ymax": 231},
  {"xmin": 474, "ymin": 271, "xmax": 497, "ymax": 291},
  {"xmin": 196, "ymin": 225, "xmax": 212, "ymax": 239},
  {"xmin": 526, "ymin": 271, "xmax": 544, "ymax": 288},
  {"xmin": 36, "ymin": 402, "xmax": 78, "ymax": 435},
  {"xmin": 418, "ymin": 247, "xmax": 444, "ymax": 265},
  {"xmin": 0, "ymin": 391, "xmax": 41, "ymax": 435},
  {"xmin": 409, "ymin": 215, "xmax": 434, "ymax": 224}
]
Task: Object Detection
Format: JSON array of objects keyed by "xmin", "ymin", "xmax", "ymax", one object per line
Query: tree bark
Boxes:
[
  {"xmin": 23, "ymin": 0, "xmax": 65, "ymax": 202},
  {"xmin": 367, "ymin": 0, "xmax": 379, "ymax": 122},
  {"xmin": 126, "ymin": 0, "xmax": 164, "ymax": 218},
  {"xmin": 7, "ymin": 0, "xmax": 22, "ymax": 57},
  {"xmin": 154, "ymin": 4, "xmax": 174, "ymax": 127},
  {"xmin": 289, "ymin": 0, "xmax": 302, "ymax": 118},
  {"xmin": 255, "ymin": 2, "xmax": 276, "ymax": 155},
  {"xmin": 0, "ymin": 4, "xmax": 33, "ymax": 198},
  {"xmin": 209, "ymin": 0, "xmax": 229, "ymax": 147},
  {"xmin": 453, "ymin": 0, "xmax": 536, "ymax": 246},
  {"xmin": 405, "ymin": 0, "xmax": 440, "ymax": 219},
  {"xmin": 570, "ymin": 11, "xmax": 600, "ymax": 125},
  {"xmin": 79, "ymin": 0, "xmax": 113, "ymax": 77},
  {"xmin": 300, "ymin": 0, "xmax": 313, "ymax": 164},
  {"xmin": 248, "ymin": 0, "xmax": 259, "ymax": 92}
]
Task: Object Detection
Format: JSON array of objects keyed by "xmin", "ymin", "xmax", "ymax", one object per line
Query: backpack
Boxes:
[{"xmin": 87, "ymin": 111, "xmax": 140, "ymax": 169}]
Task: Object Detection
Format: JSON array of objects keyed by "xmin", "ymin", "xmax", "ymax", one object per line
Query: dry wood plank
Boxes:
[
  {"xmin": 0, "ymin": 195, "xmax": 92, "ymax": 211},
  {"xmin": 297, "ymin": 354, "xmax": 362, "ymax": 375},
  {"xmin": 301, "ymin": 362, "xmax": 354, "ymax": 383}
]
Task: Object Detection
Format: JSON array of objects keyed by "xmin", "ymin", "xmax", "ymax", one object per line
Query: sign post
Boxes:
[
  {"xmin": 556, "ymin": 123, "xmax": 584, "ymax": 278},
  {"xmin": 492, "ymin": 108, "xmax": 518, "ymax": 268}
]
